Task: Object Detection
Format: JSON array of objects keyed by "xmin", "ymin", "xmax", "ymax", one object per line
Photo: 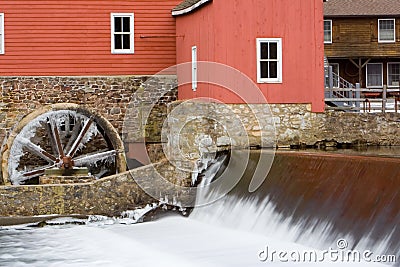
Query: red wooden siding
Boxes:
[
  {"xmin": 175, "ymin": 0, "xmax": 325, "ymax": 112},
  {"xmin": 0, "ymin": 0, "xmax": 181, "ymax": 75}
]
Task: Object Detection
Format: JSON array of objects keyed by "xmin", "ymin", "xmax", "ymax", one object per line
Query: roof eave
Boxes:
[
  {"xmin": 324, "ymin": 14, "xmax": 400, "ymax": 18},
  {"xmin": 172, "ymin": 0, "xmax": 212, "ymax": 16}
]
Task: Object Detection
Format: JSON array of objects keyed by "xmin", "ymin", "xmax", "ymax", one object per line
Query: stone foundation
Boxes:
[
  {"xmin": 0, "ymin": 160, "xmax": 192, "ymax": 217},
  {"xmin": 164, "ymin": 102, "xmax": 400, "ymax": 160},
  {"xmin": 39, "ymin": 176, "xmax": 96, "ymax": 185}
]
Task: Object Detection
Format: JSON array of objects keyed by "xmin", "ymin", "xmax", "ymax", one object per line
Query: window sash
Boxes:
[
  {"xmin": 378, "ymin": 19, "xmax": 395, "ymax": 42},
  {"xmin": 388, "ymin": 63, "xmax": 400, "ymax": 87},
  {"xmin": 111, "ymin": 13, "xmax": 134, "ymax": 54},
  {"xmin": 256, "ymin": 38, "xmax": 282, "ymax": 83},
  {"xmin": 324, "ymin": 20, "xmax": 332, "ymax": 43},
  {"xmin": 366, "ymin": 63, "xmax": 383, "ymax": 88}
]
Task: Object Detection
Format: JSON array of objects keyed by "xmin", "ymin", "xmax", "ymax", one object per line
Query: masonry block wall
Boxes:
[
  {"xmin": 0, "ymin": 76, "xmax": 178, "ymax": 150},
  {"xmin": 165, "ymin": 102, "xmax": 400, "ymax": 162}
]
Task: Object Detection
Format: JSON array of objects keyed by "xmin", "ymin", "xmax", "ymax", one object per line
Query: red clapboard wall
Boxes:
[
  {"xmin": 0, "ymin": 0, "xmax": 181, "ymax": 75},
  {"xmin": 175, "ymin": 0, "xmax": 325, "ymax": 112}
]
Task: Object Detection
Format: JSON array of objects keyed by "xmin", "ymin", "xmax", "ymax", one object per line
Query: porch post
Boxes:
[
  {"xmin": 328, "ymin": 65, "xmax": 334, "ymax": 98},
  {"xmin": 355, "ymin": 83, "xmax": 361, "ymax": 111}
]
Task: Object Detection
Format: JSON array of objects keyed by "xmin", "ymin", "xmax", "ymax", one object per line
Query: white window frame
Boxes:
[
  {"xmin": 256, "ymin": 38, "xmax": 282, "ymax": 83},
  {"xmin": 192, "ymin": 46, "xmax": 197, "ymax": 91},
  {"xmin": 387, "ymin": 62, "xmax": 400, "ymax": 88},
  {"xmin": 111, "ymin": 13, "xmax": 134, "ymax": 54},
  {"xmin": 366, "ymin": 63, "xmax": 383, "ymax": 88},
  {"xmin": 0, "ymin": 13, "xmax": 4, "ymax": 54},
  {"xmin": 378, "ymin": 18, "xmax": 395, "ymax": 43},
  {"xmin": 324, "ymin": 20, "xmax": 332, "ymax": 44}
]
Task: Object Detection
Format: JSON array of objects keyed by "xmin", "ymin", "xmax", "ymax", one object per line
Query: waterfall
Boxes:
[{"xmin": 190, "ymin": 150, "xmax": 400, "ymax": 265}]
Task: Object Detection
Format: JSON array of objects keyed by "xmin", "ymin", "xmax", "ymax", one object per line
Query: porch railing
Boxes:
[
  {"xmin": 324, "ymin": 65, "xmax": 400, "ymax": 113},
  {"xmin": 325, "ymin": 85, "xmax": 400, "ymax": 113}
]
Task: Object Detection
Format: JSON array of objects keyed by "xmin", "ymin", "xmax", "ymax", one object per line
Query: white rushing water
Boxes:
[
  {"xmin": 0, "ymin": 215, "xmax": 390, "ymax": 267},
  {"xmin": 0, "ymin": 203, "xmax": 394, "ymax": 265}
]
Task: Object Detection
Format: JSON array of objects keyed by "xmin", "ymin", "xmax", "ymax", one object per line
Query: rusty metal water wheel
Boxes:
[{"xmin": 1, "ymin": 104, "xmax": 126, "ymax": 185}]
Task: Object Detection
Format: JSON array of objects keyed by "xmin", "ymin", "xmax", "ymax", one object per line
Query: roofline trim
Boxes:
[
  {"xmin": 172, "ymin": 0, "xmax": 211, "ymax": 16},
  {"xmin": 324, "ymin": 15, "xmax": 400, "ymax": 18}
]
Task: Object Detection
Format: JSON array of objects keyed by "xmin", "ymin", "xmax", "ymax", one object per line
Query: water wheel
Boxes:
[{"xmin": 1, "ymin": 104, "xmax": 126, "ymax": 185}]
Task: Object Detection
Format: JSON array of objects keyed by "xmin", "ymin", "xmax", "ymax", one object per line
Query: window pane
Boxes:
[
  {"xmin": 269, "ymin": 61, "xmax": 277, "ymax": 78},
  {"xmin": 260, "ymin": 62, "xmax": 268, "ymax": 78},
  {"xmin": 269, "ymin": 43, "xmax": 277, "ymax": 59},
  {"xmin": 122, "ymin": 34, "xmax": 130, "ymax": 49},
  {"xmin": 324, "ymin": 21, "xmax": 330, "ymax": 31},
  {"xmin": 324, "ymin": 31, "xmax": 331, "ymax": 42},
  {"xmin": 367, "ymin": 64, "xmax": 382, "ymax": 87},
  {"xmin": 260, "ymin": 43, "xmax": 268, "ymax": 59},
  {"xmin": 379, "ymin": 20, "xmax": 395, "ymax": 41},
  {"xmin": 324, "ymin": 20, "xmax": 331, "ymax": 42},
  {"xmin": 114, "ymin": 34, "xmax": 122, "ymax": 49},
  {"xmin": 380, "ymin": 29, "xmax": 394, "ymax": 40},
  {"xmin": 122, "ymin": 17, "xmax": 130, "ymax": 33},
  {"xmin": 388, "ymin": 63, "xmax": 400, "ymax": 86},
  {"xmin": 114, "ymin": 17, "xmax": 122, "ymax": 32}
]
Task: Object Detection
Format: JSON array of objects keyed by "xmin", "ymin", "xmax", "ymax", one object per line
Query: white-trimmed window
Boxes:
[
  {"xmin": 324, "ymin": 20, "xmax": 332, "ymax": 44},
  {"xmin": 111, "ymin": 13, "xmax": 134, "ymax": 54},
  {"xmin": 378, "ymin": 19, "xmax": 395, "ymax": 43},
  {"xmin": 256, "ymin": 38, "xmax": 282, "ymax": 83},
  {"xmin": 366, "ymin": 63, "xmax": 383, "ymax": 88},
  {"xmin": 0, "ymin": 13, "xmax": 4, "ymax": 54},
  {"xmin": 387, "ymin": 62, "xmax": 400, "ymax": 87}
]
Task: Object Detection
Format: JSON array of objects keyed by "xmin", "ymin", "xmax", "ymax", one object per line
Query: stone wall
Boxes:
[
  {"xmin": 164, "ymin": 102, "xmax": 400, "ymax": 160},
  {"xmin": 271, "ymin": 104, "xmax": 400, "ymax": 147},
  {"xmin": 0, "ymin": 161, "xmax": 192, "ymax": 217},
  {"xmin": 0, "ymin": 76, "xmax": 177, "ymax": 148}
]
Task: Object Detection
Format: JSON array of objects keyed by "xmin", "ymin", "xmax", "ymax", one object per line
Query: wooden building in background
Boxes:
[{"xmin": 324, "ymin": 0, "xmax": 400, "ymax": 90}]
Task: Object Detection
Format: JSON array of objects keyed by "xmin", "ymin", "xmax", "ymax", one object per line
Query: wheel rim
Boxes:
[{"xmin": 2, "ymin": 104, "xmax": 126, "ymax": 185}]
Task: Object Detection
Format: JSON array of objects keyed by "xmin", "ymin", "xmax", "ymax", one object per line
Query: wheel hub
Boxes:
[{"xmin": 60, "ymin": 156, "xmax": 74, "ymax": 169}]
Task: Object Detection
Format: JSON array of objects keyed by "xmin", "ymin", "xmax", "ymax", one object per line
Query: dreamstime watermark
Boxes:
[
  {"xmin": 122, "ymin": 61, "xmax": 277, "ymax": 207},
  {"xmin": 258, "ymin": 238, "xmax": 397, "ymax": 264}
]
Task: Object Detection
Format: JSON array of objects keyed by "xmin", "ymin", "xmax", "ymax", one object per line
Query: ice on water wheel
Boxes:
[{"xmin": 1, "ymin": 104, "xmax": 126, "ymax": 185}]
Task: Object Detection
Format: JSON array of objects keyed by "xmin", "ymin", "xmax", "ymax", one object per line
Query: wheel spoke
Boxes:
[
  {"xmin": 64, "ymin": 122, "xmax": 82, "ymax": 154},
  {"xmin": 64, "ymin": 115, "xmax": 71, "ymax": 134},
  {"xmin": 16, "ymin": 137, "xmax": 57, "ymax": 163},
  {"xmin": 45, "ymin": 122, "xmax": 58, "ymax": 156},
  {"xmin": 20, "ymin": 164, "xmax": 56, "ymax": 181},
  {"xmin": 66, "ymin": 118, "xmax": 94, "ymax": 158},
  {"xmin": 48, "ymin": 119, "xmax": 65, "ymax": 158},
  {"xmin": 73, "ymin": 150, "xmax": 116, "ymax": 166}
]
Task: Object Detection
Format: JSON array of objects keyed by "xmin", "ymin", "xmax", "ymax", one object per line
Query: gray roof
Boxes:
[
  {"xmin": 172, "ymin": 0, "xmax": 212, "ymax": 16},
  {"xmin": 173, "ymin": 0, "xmax": 201, "ymax": 11},
  {"xmin": 324, "ymin": 0, "xmax": 400, "ymax": 17}
]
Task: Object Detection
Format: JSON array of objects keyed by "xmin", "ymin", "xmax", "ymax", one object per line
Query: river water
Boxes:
[{"xmin": 0, "ymin": 150, "xmax": 398, "ymax": 266}]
